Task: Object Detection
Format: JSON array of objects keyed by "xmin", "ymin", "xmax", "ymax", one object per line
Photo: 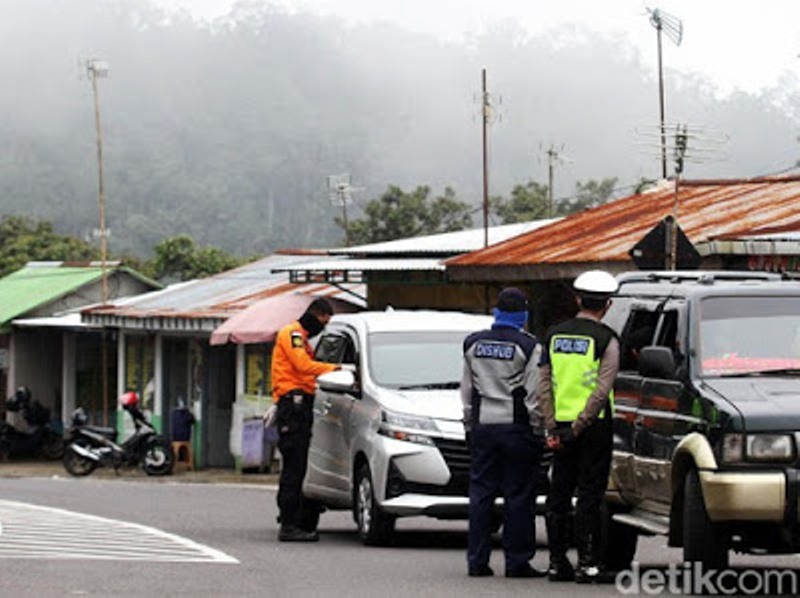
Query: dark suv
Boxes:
[{"xmin": 600, "ymin": 271, "xmax": 800, "ymax": 570}]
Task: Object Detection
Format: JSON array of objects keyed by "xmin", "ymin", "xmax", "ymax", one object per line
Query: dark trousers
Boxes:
[
  {"xmin": 546, "ymin": 418, "xmax": 612, "ymax": 566},
  {"xmin": 468, "ymin": 424, "xmax": 543, "ymax": 573},
  {"xmin": 276, "ymin": 392, "xmax": 314, "ymax": 528}
]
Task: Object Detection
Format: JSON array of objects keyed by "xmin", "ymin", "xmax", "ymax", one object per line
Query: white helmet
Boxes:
[{"xmin": 573, "ymin": 270, "xmax": 619, "ymax": 295}]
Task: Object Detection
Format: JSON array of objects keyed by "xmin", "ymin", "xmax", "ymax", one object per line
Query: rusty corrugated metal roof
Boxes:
[
  {"xmin": 447, "ymin": 176, "xmax": 800, "ymax": 271},
  {"xmin": 80, "ymin": 254, "xmax": 365, "ymax": 331}
]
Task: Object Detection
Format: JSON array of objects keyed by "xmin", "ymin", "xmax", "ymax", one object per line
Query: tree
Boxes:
[
  {"xmin": 491, "ymin": 177, "xmax": 620, "ymax": 224},
  {"xmin": 0, "ymin": 215, "xmax": 99, "ymax": 277},
  {"xmin": 0, "ymin": 217, "xmax": 249, "ymax": 283},
  {"xmin": 556, "ymin": 177, "xmax": 618, "ymax": 214},
  {"xmin": 491, "ymin": 181, "xmax": 550, "ymax": 224},
  {"xmin": 339, "ymin": 185, "xmax": 473, "ymax": 245},
  {"xmin": 143, "ymin": 234, "xmax": 247, "ymax": 282}
]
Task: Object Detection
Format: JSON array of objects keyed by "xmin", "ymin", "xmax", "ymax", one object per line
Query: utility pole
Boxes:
[
  {"xmin": 481, "ymin": 68, "xmax": 490, "ymax": 248},
  {"xmin": 85, "ymin": 58, "xmax": 110, "ymax": 425},
  {"xmin": 87, "ymin": 59, "xmax": 109, "ymax": 304}
]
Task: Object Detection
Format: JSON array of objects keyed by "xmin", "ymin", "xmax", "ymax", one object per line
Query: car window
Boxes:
[
  {"xmin": 367, "ymin": 330, "xmax": 467, "ymax": 389},
  {"xmin": 603, "ymin": 296, "xmax": 632, "ymax": 335},
  {"xmin": 698, "ymin": 296, "xmax": 800, "ymax": 375},
  {"xmin": 315, "ymin": 333, "xmax": 351, "ymax": 364},
  {"xmin": 618, "ymin": 307, "xmax": 659, "ymax": 371}
]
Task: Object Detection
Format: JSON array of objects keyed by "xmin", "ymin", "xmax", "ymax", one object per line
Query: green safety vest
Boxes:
[{"xmin": 548, "ymin": 319, "xmax": 615, "ymax": 422}]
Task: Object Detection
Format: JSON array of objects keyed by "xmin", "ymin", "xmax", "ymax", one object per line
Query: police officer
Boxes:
[
  {"xmin": 461, "ymin": 287, "xmax": 545, "ymax": 578},
  {"xmin": 265, "ymin": 298, "xmax": 342, "ymax": 542},
  {"xmin": 539, "ymin": 270, "xmax": 620, "ymax": 583}
]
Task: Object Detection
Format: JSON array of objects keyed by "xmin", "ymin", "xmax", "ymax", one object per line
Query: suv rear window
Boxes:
[{"xmin": 699, "ymin": 296, "xmax": 800, "ymax": 375}]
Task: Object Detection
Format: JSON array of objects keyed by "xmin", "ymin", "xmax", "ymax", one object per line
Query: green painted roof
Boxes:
[{"xmin": 0, "ymin": 265, "xmax": 104, "ymax": 329}]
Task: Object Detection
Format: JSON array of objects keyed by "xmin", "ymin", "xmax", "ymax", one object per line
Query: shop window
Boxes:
[
  {"xmin": 125, "ymin": 335, "xmax": 155, "ymax": 411},
  {"xmin": 245, "ymin": 343, "xmax": 273, "ymax": 396}
]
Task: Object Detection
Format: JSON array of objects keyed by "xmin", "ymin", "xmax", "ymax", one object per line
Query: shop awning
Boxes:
[{"xmin": 209, "ymin": 293, "xmax": 360, "ymax": 346}]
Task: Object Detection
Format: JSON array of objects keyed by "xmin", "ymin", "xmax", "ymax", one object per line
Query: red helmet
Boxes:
[{"xmin": 119, "ymin": 391, "xmax": 139, "ymax": 407}]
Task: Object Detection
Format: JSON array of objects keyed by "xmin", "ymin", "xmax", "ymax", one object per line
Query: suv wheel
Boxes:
[
  {"xmin": 683, "ymin": 468, "xmax": 728, "ymax": 570},
  {"xmin": 599, "ymin": 503, "xmax": 638, "ymax": 572},
  {"xmin": 355, "ymin": 463, "xmax": 395, "ymax": 546}
]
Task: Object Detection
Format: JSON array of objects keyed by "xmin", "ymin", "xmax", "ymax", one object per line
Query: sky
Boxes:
[{"xmin": 155, "ymin": 0, "xmax": 800, "ymax": 96}]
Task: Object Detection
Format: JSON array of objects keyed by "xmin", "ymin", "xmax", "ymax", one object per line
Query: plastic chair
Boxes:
[{"xmin": 172, "ymin": 441, "xmax": 193, "ymax": 471}]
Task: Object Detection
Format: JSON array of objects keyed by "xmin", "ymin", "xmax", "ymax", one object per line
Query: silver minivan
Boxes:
[{"xmin": 302, "ymin": 309, "xmax": 493, "ymax": 545}]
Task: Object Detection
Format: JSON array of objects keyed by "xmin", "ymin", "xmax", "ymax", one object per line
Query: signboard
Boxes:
[{"xmin": 629, "ymin": 216, "xmax": 701, "ymax": 270}]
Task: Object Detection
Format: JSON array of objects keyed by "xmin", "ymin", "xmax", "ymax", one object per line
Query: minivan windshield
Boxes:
[
  {"xmin": 699, "ymin": 296, "xmax": 800, "ymax": 376},
  {"xmin": 368, "ymin": 331, "xmax": 468, "ymax": 389}
]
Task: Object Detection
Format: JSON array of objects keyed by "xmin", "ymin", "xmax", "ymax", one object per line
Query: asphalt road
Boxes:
[{"xmin": 1, "ymin": 475, "xmax": 799, "ymax": 597}]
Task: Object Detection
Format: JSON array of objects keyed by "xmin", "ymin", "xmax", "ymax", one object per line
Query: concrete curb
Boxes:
[{"xmin": 0, "ymin": 460, "xmax": 279, "ymax": 485}]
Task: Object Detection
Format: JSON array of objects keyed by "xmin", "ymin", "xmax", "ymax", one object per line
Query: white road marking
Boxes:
[{"xmin": 0, "ymin": 500, "xmax": 238, "ymax": 563}]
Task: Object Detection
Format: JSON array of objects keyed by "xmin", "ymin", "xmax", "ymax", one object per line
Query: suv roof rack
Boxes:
[{"xmin": 617, "ymin": 270, "xmax": 782, "ymax": 285}]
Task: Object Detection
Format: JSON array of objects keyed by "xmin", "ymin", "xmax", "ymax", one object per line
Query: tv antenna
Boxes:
[
  {"xmin": 646, "ymin": 7, "xmax": 683, "ymax": 180},
  {"xmin": 635, "ymin": 123, "xmax": 727, "ymax": 270},
  {"xmin": 327, "ymin": 173, "xmax": 361, "ymax": 246}
]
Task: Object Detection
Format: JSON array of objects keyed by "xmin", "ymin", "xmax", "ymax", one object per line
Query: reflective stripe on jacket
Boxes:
[
  {"xmin": 545, "ymin": 318, "xmax": 615, "ymax": 423},
  {"xmin": 461, "ymin": 325, "xmax": 542, "ymax": 430}
]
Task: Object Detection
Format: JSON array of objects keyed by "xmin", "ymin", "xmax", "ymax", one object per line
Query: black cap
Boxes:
[{"xmin": 495, "ymin": 287, "xmax": 528, "ymax": 312}]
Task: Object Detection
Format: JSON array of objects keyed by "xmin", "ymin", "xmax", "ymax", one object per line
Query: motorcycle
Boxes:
[
  {"xmin": 63, "ymin": 392, "xmax": 174, "ymax": 477},
  {"xmin": 0, "ymin": 386, "xmax": 64, "ymax": 461}
]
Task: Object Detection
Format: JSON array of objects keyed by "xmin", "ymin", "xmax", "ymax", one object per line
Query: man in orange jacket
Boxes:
[{"xmin": 268, "ymin": 298, "xmax": 340, "ymax": 542}]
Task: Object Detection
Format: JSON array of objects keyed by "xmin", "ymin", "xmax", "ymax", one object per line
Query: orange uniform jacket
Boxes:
[{"xmin": 271, "ymin": 320, "xmax": 337, "ymax": 401}]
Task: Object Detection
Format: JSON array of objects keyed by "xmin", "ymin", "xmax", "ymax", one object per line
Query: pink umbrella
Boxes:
[{"xmin": 209, "ymin": 293, "xmax": 360, "ymax": 346}]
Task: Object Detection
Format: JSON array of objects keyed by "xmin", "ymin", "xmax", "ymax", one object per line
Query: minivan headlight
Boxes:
[
  {"xmin": 379, "ymin": 411, "xmax": 437, "ymax": 445},
  {"xmin": 746, "ymin": 434, "xmax": 795, "ymax": 462}
]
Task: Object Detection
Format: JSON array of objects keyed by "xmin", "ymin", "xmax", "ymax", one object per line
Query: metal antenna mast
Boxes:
[
  {"xmin": 543, "ymin": 144, "xmax": 568, "ymax": 218},
  {"xmin": 647, "ymin": 7, "xmax": 683, "ymax": 180},
  {"xmin": 635, "ymin": 123, "xmax": 727, "ymax": 270},
  {"xmin": 328, "ymin": 173, "xmax": 359, "ymax": 247}
]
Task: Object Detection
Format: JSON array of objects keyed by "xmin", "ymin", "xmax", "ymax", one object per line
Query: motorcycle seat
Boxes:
[{"xmin": 83, "ymin": 425, "xmax": 117, "ymax": 439}]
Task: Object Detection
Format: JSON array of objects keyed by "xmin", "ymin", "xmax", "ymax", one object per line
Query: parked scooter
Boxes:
[
  {"xmin": 63, "ymin": 391, "xmax": 174, "ymax": 477},
  {"xmin": 0, "ymin": 386, "xmax": 63, "ymax": 461}
]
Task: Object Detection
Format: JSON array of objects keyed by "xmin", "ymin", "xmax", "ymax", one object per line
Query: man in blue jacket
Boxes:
[{"xmin": 461, "ymin": 287, "xmax": 545, "ymax": 578}]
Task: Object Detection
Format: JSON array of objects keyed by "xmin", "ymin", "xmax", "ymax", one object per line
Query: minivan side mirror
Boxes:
[
  {"xmin": 317, "ymin": 370, "xmax": 357, "ymax": 393},
  {"xmin": 638, "ymin": 346, "xmax": 676, "ymax": 379}
]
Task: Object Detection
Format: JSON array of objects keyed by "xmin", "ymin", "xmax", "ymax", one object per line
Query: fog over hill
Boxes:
[{"xmin": 1, "ymin": 0, "xmax": 798, "ymax": 257}]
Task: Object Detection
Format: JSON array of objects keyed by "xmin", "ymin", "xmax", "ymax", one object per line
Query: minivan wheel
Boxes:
[
  {"xmin": 355, "ymin": 463, "xmax": 396, "ymax": 546},
  {"xmin": 683, "ymin": 468, "xmax": 729, "ymax": 570}
]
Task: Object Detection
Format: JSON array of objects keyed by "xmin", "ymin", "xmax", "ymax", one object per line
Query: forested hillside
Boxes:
[{"xmin": 0, "ymin": 0, "xmax": 797, "ymax": 257}]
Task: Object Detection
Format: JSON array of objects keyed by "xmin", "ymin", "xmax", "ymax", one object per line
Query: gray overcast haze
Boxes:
[{"xmin": 1, "ymin": 0, "xmax": 798, "ymax": 256}]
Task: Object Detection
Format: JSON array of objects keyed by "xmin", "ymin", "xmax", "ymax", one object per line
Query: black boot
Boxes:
[
  {"xmin": 279, "ymin": 524, "xmax": 319, "ymax": 542},
  {"xmin": 546, "ymin": 513, "xmax": 575, "ymax": 582},
  {"xmin": 574, "ymin": 517, "xmax": 613, "ymax": 583}
]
